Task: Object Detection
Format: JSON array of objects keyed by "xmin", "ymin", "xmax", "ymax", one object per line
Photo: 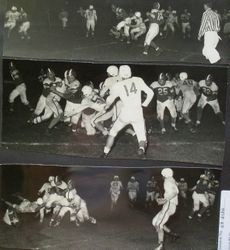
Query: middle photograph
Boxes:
[{"xmin": 2, "ymin": 60, "xmax": 228, "ymax": 165}]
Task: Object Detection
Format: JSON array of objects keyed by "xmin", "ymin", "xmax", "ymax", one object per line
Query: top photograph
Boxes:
[{"xmin": 2, "ymin": 0, "xmax": 230, "ymax": 65}]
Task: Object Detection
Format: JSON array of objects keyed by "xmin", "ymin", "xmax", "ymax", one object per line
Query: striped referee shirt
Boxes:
[{"xmin": 198, "ymin": 8, "xmax": 220, "ymax": 38}]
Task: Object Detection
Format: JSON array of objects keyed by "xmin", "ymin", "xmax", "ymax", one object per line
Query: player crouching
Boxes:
[
  {"xmin": 130, "ymin": 12, "xmax": 147, "ymax": 41},
  {"xmin": 102, "ymin": 65, "xmax": 154, "ymax": 158}
]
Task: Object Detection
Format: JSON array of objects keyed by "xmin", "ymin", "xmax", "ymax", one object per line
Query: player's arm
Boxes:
[
  {"xmin": 141, "ymin": 80, "xmax": 154, "ymax": 107},
  {"xmin": 105, "ymin": 89, "xmax": 119, "ymax": 109}
]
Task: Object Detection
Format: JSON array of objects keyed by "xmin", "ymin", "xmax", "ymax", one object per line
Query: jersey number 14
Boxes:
[{"xmin": 123, "ymin": 82, "xmax": 137, "ymax": 96}]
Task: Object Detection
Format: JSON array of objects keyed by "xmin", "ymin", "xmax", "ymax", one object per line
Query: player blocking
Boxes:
[{"xmin": 102, "ymin": 65, "xmax": 154, "ymax": 158}]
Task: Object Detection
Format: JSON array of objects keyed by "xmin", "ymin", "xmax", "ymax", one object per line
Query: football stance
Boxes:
[
  {"xmin": 151, "ymin": 73, "xmax": 177, "ymax": 134},
  {"xmin": 102, "ymin": 65, "xmax": 154, "ymax": 157},
  {"xmin": 152, "ymin": 168, "xmax": 179, "ymax": 250},
  {"xmin": 196, "ymin": 74, "xmax": 225, "ymax": 126}
]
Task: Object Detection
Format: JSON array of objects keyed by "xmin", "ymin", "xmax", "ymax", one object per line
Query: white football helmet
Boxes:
[
  {"xmin": 11, "ymin": 6, "xmax": 17, "ymax": 11},
  {"xmin": 119, "ymin": 65, "xmax": 132, "ymax": 79},
  {"xmin": 135, "ymin": 12, "xmax": 141, "ymax": 18},
  {"xmin": 82, "ymin": 85, "xmax": 93, "ymax": 97},
  {"xmin": 161, "ymin": 168, "xmax": 173, "ymax": 178},
  {"xmin": 48, "ymin": 176, "xmax": 54, "ymax": 182},
  {"xmin": 179, "ymin": 72, "xmax": 188, "ymax": 81},
  {"xmin": 89, "ymin": 5, "xmax": 94, "ymax": 10},
  {"xmin": 107, "ymin": 65, "xmax": 118, "ymax": 77},
  {"xmin": 36, "ymin": 198, "xmax": 43, "ymax": 205}
]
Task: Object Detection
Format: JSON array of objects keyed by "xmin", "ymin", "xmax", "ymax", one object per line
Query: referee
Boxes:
[{"xmin": 198, "ymin": 1, "xmax": 221, "ymax": 64}]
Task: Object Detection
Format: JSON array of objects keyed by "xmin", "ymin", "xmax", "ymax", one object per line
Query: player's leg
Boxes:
[
  {"xmin": 19, "ymin": 84, "xmax": 33, "ymax": 111},
  {"xmin": 124, "ymin": 25, "xmax": 130, "ymax": 44},
  {"xmin": 71, "ymin": 113, "xmax": 82, "ymax": 132},
  {"xmin": 143, "ymin": 25, "xmax": 154, "ymax": 55},
  {"xmin": 34, "ymin": 95, "xmax": 46, "ymax": 116},
  {"xmin": 130, "ymin": 27, "xmax": 137, "ymax": 40},
  {"xmin": 197, "ymin": 194, "xmax": 209, "ymax": 218},
  {"xmin": 82, "ymin": 113, "xmax": 96, "ymax": 135},
  {"xmin": 167, "ymin": 100, "xmax": 178, "ymax": 131},
  {"xmin": 86, "ymin": 20, "xmax": 90, "ymax": 37},
  {"xmin": 92, "ymin": 20, "xmax": 96, "ymax": 36},
  {"xmin": 91, "ymin": 110, "xmax": 113, "ymax": 135},
  {"xmin": 24, "ymin": 22, "xmax": 31, "ymax": 39},
  {"xmin": 157, "ymin": 101, "xmax": 166, "ymax": 134},
  {"xmin": 32, "ymin": 105, "xmax": 53, "ymax": 124},
  {"xmin": 8, "ymin": 87, "xmax": 20, "ymax": 112},
  {"xmin": 132, "ymin": 118, "xmax": 147, "ymax": 155},
  {"xmin": 196, "ymin": 97, "xmax": 206, "ymax": 126},
  {"xmin": 188, "ymin": 192, "xmax": 200, "ymax": 219},
  {"xmin": 47, "ymin": 99, "xmax": 63, "ymax": 131},
  {"xmin": 103, "ymin": 117, "xmax": 127, "ymax": 157},
  {"xmin": 210, "ymin": 100, "xmax": 225, "ymax": 125}
]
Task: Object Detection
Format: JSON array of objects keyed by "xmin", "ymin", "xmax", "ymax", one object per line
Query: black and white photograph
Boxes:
[
  {"xmin": 1, "ymin": 60, "xmax": 228, "ymax": 165},
  {"xmin": 2, "ymin": 0, "xmax": 230, "ymax": 65},
  {"xmin": 0, "ymin": 165, "xmax": 221, "ymax": 250}
]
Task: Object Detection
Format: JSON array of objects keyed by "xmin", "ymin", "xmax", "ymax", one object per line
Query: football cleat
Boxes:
[{"xmin": 137, "ymin": 147, "xmax": 145, "ymax": 156}]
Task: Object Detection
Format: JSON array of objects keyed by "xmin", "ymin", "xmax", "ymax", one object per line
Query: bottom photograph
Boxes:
[{"xmin": 0, "ymin": 165, "xmax": 221, "ymax": 250}]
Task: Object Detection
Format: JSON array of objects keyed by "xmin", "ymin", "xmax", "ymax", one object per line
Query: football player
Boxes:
[
  {"xmin": 102, "ymin": 65, "xmax": 154, "ymax": 157},
  {"xmin": 163, "ymin": 7, "xmax": 178, "ymax": 38},
  {"xmin": 4, "ymin": 6, "xmax": 20, "ymax": 38},
  {"xmin": 110, "ymin": 175, "xmax": 123, "ymax": 211},
  {"xmin": 130, "ymin": 12, "xmax": 147, "ymax": 41},
  {"xmin": 143, "ymin": 2, "xmax": 164, "ymax": 55},
  {"xmin": 180, "ymin": 9, "xmax": 191, "ymax": 39},
  {"xmin": 8, "ymin": 62, "xmax": 33, "ymax": 113},
  {"xmin": 127, "ymin": 176, "xmax": 139, "ymax": 207},
  {"xmin": 151, "ymin": 73, "xmax": 177, "ymax": 134},
  {"xmin": 59, "ymin": 9, "xmax": 69, "ymax": 30},
  {"xmin": 85, "ymin": 5, "xmax": 97, "ymax": 37},
  {"xmin": 18, "ymin": 8, "xmax": 30, "ymax": 40},
  {"xmin": 188, "ymin": 175, "xmax": 210, "ymax": 219},
  {"xmin": 30, "ymin": 68, "xmax": 65, "ymax": 131},
  {"xmin": 179, "ymin": 72, "xmax": 199, "ymax": 132},
  {"xmin": 177, "ymin": 178, "xmax": 188, "ymax": 207},
  {"xmin": 145, "ymin": 176, "xmax": 160, "ymax": 208},
  {"xmin": 196, "ymin": 74, "xmax": 225, "ymax": 126},
  {"xmin": 152, "ymin": 168, "xmax": 179, "ymax": 250}
]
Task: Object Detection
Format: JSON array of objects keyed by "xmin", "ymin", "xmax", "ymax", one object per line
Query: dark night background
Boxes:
[{"xmin": 0, "ymin": 165, "xmax": 221, "ymax": 250}]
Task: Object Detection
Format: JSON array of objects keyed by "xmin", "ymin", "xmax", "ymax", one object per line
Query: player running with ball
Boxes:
[{"xmin": 143, "ymin": 2, "xmax": 164, "ymax": 55}]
